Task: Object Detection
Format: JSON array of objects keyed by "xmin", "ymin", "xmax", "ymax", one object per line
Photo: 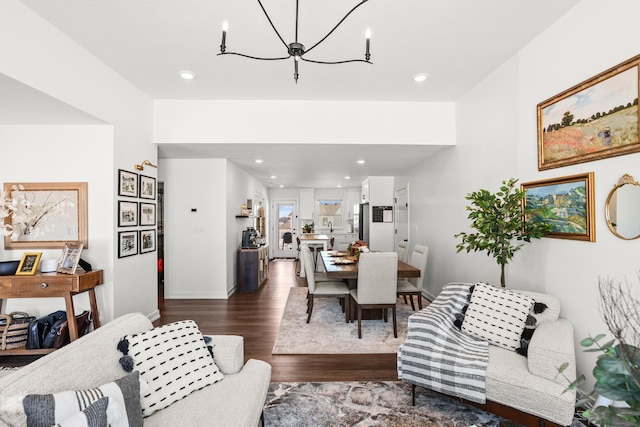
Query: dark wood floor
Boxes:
[{"xmin": 154, "ymin": 258, "xmax": 399, "ymax": 382}]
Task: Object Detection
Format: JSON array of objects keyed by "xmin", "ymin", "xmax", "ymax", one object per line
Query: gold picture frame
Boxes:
[
  {"xmin": 537, "ymin": 54, "xmax": 640, "ymax": 170},
  {"xmin": 16, "ymin": 252, "xmax": 42, "ymax": 276},
  {"xmin": 57, "ymin": 242, "xmax": 84, "ymax": 274},
  {"xmin": 521, "ymin": 172, "xmax": 595, "ymax": 242},
  {"xmin": 3, "ymin": 182, "xmax": 88, "ymax": 249}
]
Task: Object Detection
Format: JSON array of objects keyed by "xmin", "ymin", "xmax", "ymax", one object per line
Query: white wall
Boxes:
[
  {"xmin": 401, "ymin": 0, "xmax": 640, "ymax": 390},
  {"xmin": 154, "ymin": 100, "xmax": 456, "ymax": 145},
  {"xmin": 158, "ymin": 158, "xmax": 268, "ymax": 297},
  {"xmin": 1, "ymin": 0, "xmax": 156, "ymax": 321},
  {"xmin": 158, "ymin": 158, "xmax": 228, "ymax": 298},
  {"xmin": 0, "ymin": 125, "xmax": 114, "ymax": 318}
]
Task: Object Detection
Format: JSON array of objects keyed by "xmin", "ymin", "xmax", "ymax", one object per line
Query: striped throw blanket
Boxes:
[{"xmin": 397, "ymin": 282, "xmax": 489, "ymax": 403}]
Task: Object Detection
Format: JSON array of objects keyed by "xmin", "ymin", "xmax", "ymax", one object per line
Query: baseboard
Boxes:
[
  {"xmin": 147, "ymin": 309, "xmax": 161, "ymax": 322},
  {"xmin": 422, "ymin": 290, "xmax": 437, "ymax": 302},
  {"xmin": 164, "ymin": 291, "xmax": 229, "ymax": 299}
]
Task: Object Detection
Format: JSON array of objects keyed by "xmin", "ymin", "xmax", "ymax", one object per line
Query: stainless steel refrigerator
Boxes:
[{"xmin": 358, "ymin": 203, "xmax": 369, "ymax": 243}]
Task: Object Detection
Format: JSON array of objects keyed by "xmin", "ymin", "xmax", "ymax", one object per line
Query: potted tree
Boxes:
[{"xmin": 455, "ymin": 178, "xmax": 551, "ymax": 287}]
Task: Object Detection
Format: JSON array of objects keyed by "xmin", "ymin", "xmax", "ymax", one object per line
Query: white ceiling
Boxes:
[{"xmin": 10, "ymin": 0, "xmax": 581, "ymax": 188}]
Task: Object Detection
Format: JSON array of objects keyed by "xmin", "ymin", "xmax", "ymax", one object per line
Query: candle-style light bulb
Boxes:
[
  {"xmin": 294, "ymin": 55, "xmax": 300, "ymax": 84},
  {"xmin": 365, "ymin": 28, "xmax": 371, "ymax": 61},
  {"xmin": 221, "ymin": 21, "xmax": 228, "ymax": 53}
]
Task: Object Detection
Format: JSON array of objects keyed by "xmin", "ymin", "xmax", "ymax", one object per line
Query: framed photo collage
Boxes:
[{"xmin": 117, "ymin": 169, "xmax": 157, "ymax": 258}]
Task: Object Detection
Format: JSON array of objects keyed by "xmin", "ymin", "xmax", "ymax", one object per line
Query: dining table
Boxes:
[{"xmin": 319, "ymin": 250, "xmax": 420, "ymax": 284}]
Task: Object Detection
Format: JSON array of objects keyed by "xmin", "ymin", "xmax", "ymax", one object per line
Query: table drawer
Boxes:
[{"xmin": 12, "ymin": 277, "xmax": 75, "ymax": 294}]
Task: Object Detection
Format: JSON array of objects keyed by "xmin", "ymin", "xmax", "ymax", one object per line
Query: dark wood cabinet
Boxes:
[{"xmin": 237, "ymin": 245, "xmax": 269, "ymax": 292}]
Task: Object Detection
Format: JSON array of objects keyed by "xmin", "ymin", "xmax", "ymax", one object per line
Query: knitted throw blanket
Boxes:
[{"xmin": 397, "ymin": 282, "xmax": 489, "ymax": 404}]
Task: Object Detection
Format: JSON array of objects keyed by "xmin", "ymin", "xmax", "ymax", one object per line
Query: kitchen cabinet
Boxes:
[
  {"xmin": 237, "ymin": 245, "xmax": 269, "ymax": 292},
  {"xmin": 331, "ymin": 233, "xmax": 357, "ymax": 251},
  {"xmin": 361, "ymin": 180, "xmax": 370, "ymax": 203},
  {"xmin": 299, "ymin": 189, "xmax": 315, "ymax": 220}
]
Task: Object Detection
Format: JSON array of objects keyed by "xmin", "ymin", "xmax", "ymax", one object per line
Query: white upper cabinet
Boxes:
[{"xmin": 299, "ymin": 188, "xmax": 315, "ymax": 220}]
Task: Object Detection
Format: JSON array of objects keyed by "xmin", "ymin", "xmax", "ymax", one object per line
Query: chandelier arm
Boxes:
[
  {"xmin": 256, "ymin": 0, "xmax": 290, "ymax": 50},
  {"xmin": 301, "ymin": 58, "xmax": 372, "ymax": 65},
  {"xmin": 217, "ymin": 52, "xmax": 291, "ymax": 61},
  {"xmin": 304, "ymin": 0, "xmax": 369, "ymax": 56}
]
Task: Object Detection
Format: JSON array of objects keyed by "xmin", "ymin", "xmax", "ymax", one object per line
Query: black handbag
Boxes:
[
  {"xmin": 43, "ymin": 310, "xmax": 92, "ymax": 349},
  {"xmin": 26, "ymin": 310, "xmax": 66, "ymax": 350}
]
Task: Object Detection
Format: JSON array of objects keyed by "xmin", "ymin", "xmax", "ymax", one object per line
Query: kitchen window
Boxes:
[{"xmin": 318, "ymin": 200, "xmax": 343, "ymax": 229}]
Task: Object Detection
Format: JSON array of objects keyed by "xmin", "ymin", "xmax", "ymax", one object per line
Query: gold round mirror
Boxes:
[{"xmin": 605, "ymin": 174, "xmax": 640, "ymax": 240}]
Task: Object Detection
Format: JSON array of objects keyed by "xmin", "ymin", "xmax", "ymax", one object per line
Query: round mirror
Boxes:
[{"xmin": 605, "ymin": 174, "xmax": 640, "ymax": 240}]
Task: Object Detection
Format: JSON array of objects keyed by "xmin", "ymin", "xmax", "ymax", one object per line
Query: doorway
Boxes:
[
  {"xmin": 157, "ymin": 181, "xmax": 164, "ymax": 303},
  {"xmin": 394, "ymin": 186, "xmax": 409, "ymax": 251},
  {"xmin": 271, "ymin": 200, "xmax": 298, "ymax": 258}
]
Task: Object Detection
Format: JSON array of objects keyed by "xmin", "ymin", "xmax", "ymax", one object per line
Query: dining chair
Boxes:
[
  {"xmin": 397, "ymin": 244, "xmax": 429, "ymax": 311},
  {"xmin": 396, "ymin": 241, "xmax": 409, "ymax": 263},
  {"xmin": 281, "ymin": 232, "xmax": 293, "ymax": 250},
  {"xmin": 349, "ymin": 252, "xmax": 398, "ymax": 339},
  {"xmin": 301, "ymin": 245, "xmax": 350, "ymax": 323}
]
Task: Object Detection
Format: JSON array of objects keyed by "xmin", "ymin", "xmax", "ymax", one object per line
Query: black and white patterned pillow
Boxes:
[
  {"xmin": 461, "ymin": 283, "xmax": 534, "ymax": 351},
  {"xmin": 117, "ymin": 320, "xmax": 224, "ymax": 417},
  {"xmin": 20, "ymin": 372, "xmax": 142, "ymax": 427},
  {"xmin": 515, "ymin": 301, "xmax": 548, "ymax": 357}
]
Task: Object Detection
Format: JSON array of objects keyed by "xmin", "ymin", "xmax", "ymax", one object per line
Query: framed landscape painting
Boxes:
[
  {"xmin": 521, "ymin": 172, "xmax": 595, "ymax": 242},
  {"xmin": 537, "ymin": 54, "xmax": 640, "ymax": 170}
]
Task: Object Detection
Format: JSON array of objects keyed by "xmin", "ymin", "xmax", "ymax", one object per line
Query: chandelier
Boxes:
[{"xmin": 218, "ymin": 0, "xmax": 372, "ymax": 83}]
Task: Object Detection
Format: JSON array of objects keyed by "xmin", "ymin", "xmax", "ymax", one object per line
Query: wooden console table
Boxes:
[{"xmin": 0, "ymin": 269, "xmax": 103, "ymax": 355}]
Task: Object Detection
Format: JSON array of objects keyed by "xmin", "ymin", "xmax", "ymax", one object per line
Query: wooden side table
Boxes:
[{"xmin": 0, "ymin": 269, "xmax": 103, "ymax": 355}]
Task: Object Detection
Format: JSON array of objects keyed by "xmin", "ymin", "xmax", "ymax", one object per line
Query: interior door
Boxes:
[
  {"xmin": 395, "ymin": 187, "xmax": 409, "ymax": 251},
  {"xmin": 271, "ymin": 200, "xmax": 298, "ymax": 258}
]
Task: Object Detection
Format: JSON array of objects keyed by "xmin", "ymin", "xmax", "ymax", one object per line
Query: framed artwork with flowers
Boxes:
[{"xmin": 1, "ymin": 182, "xmax": 88, "ymax": 249}]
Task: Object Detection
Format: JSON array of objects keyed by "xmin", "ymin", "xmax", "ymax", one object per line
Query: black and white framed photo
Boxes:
[
  {"xmin": 139, "ymin": 175, "xmax": 156, "ymax": 200},
  {"xmin": 118, "ymin": 169, "xmax": 138, "ymax": 198},
  {"xmin": 139, "ymin": 202, "xmax": 156, "ymax": 226},
  {"xmin": 118, "ymin": 201, "xmax": 138, "ymax": 227},
  {"xmin": 139, "ymin": 229, "xmax": 156, "ymax": 253},
  {"xmin": 118, "ymin": 231, "xmax": 138, "ymax": 258}
]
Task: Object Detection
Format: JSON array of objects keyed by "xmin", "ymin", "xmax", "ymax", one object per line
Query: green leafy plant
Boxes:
[
  {"xmin": 455, "ymin": 178, "xmax": 551, "ymax": 287},
  {"xmin": 559, "ymin": 275, "xmax": 640, "ymax": 426}
]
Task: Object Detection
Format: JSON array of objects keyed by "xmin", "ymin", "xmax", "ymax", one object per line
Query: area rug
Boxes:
[
  {"xmin": 264, "ymin": 381, "xmax": 588, "ymax": 427},
  {"xmin": 272, "ymin": 287, "xmax": 415, "ymax": 354}
]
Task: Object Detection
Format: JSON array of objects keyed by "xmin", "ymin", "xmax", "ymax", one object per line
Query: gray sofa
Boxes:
[
  {"xmin": 0, "ymin": 312, "xmax": 272, "ymax": 427},
  {"xmin": 398, "ymin": 282, "xmax": 577, "ymax": 426}
]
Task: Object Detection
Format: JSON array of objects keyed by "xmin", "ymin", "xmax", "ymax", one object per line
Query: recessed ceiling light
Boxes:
[
  {"xmin": 279, "ymin": 184, "xmax": 284, "ymax": 188},
  {"xmin": 337, "ymin": 185, "xmax": 343, "ymax": 188},
  {"xmin": 270, "ymin": 175, "xmax": 277, "ymax": 179},
  {"xmin": 413, "ymin": 73, "xmax": 429, "ymax": 83},
  {"xmin": 255, "ymin": 159, "xmax": 264, "ymax": 163},
  {"xmin": 344, "ymin": 176, "xmax": 351, "ymax": 180},
  {"xmin": 357, "ymin": 160, "xmax": 365, "ymax": 164},
  {"xmin": 179, "ymin": 70, "xmax": 196, "ymax": 80}
]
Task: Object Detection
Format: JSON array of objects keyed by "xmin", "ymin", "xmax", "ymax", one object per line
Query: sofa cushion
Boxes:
[
  {"xmin": 117, "ymin": 320, "xmax": 224, "ymax": 417},
  {"xmin": 461, "ymin": 283, "xmax": 533, "ymax": 351},
  {"xmin": 55, "ymin": 397, "xmax": 111, "ymax": 427},
  {"xmin": 0, "ymin": 372, "xmax": 142, "ymax": 427}
]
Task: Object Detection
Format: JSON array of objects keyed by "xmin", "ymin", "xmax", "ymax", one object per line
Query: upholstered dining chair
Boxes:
[
  {"xmin": 349, "ymin": 252, "xmax": 398, "ymax": 339},
  {"xmin": 397, "ymin": 244, "xmax": 429, "ymax": 311},
  {"xmin": 301, "ymin": 245, "xmax": 350, "ymax": 323},
  {"xmin": 396, "ymin": 241, "xmax": 409, "ymax": 263}
]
